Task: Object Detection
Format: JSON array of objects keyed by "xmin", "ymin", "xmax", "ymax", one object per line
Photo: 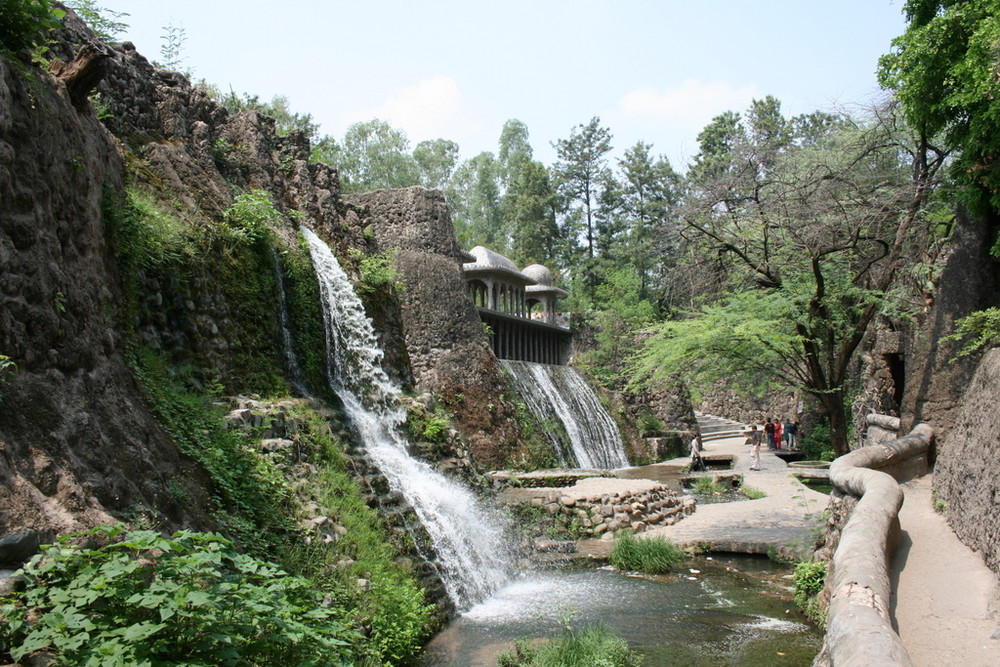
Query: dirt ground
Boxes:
[{"xmin": 891, "ymin": 475, "xmax": 1000, "ymax": 666}]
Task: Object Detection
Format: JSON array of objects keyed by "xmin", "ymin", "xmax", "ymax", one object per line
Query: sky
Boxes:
[{"xmin": 90, "ymin": 1, "xmax": 908, "ymax": 170}]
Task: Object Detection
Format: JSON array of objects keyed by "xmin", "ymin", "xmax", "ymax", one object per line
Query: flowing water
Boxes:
[
  {"xmin": 503, "ymin": 360, "xmax": 629, "ymax": 469},
  {"xmin": 423, "ymin": 555, "xmax": 822, "ymax": 666},
  {"xmin": 303, "ymin": 228, "xmax": 512, "ymax": 610}
]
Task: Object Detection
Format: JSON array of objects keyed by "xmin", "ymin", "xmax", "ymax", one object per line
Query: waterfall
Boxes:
[
  {"xmin": 503, "ymin": 360, "xmax": 628, "ymax": 469},
  {"xmin": 302, "ymin": 228, "xmax": 511, "ymax": 610},
  {"xmin": 272, "ymin": 250, "xmax": 309, "ymax": 396}
]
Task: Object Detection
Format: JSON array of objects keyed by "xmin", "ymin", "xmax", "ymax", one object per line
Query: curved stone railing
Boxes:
[{"xmin": 815, "ymin": 423, "xmax": 934, "ymax": 667}]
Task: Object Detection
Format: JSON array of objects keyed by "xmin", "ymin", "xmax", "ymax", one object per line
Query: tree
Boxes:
[
  {"xmin": 497, "ymin": 119, "xmax": 534, "ymax": 188},
  {"xmin": 333, "ymin": 119, "xmax": 420, "ymax": 193},
  {"xmin": 878, "ymin": 0, "xmax": 1000, "ymax": 213},
  {"xmin": 504, "ymin": 160, "xmax": 558, "ymax": 265},
  {"xmin": 413, "ymin": 138, "xmax": 459, "ymax": 190},
  {"xmin": 552, "ymin": 117, "xmax": 613, "ymax": 260},
  {"xmin": 446, "ymin": 152, "xmax": 504, "ymax": 250},
  {"xmin": 617, "ymin": 142, "xmax": 682, "ymax": 301},
  {"xmin": 632, "ymin": 103, "xmax": 941, "ymax": 456}
]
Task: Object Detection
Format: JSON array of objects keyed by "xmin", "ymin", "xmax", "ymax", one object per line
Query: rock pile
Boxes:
[{"xmin": 504, "ymin": 478, "xmax": 695, "ymax": 540}]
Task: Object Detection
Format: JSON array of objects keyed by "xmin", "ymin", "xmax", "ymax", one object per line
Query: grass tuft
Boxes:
[{"xmin": 609, "ymin": 532, "xmax": 684, "ymax": 574}]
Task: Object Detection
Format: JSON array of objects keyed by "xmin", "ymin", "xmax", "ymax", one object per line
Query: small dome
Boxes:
[
  {"xmin": 465, "ymin": 246, "xmax": 520, "ymax": 274},
  {"xmin": 521, "ymin": 264, "xmax": 553, "ymax": 286}
]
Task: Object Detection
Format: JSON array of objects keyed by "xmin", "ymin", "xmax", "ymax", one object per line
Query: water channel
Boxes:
[
  {"xmin": 425, "ymin": 461, "xmax": 822, "ymax": 665},
  {"xmin": 423, "ymin": 553, "xmax": 822, "ymax": 665}
]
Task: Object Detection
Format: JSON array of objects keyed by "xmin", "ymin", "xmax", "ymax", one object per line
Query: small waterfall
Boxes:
[
  {"xmin": 302, "ymin": 228, "xmax": 511, "ymax": 610},
  {"xmin": 272, "ymin": 250, "xmax": 309, "ymax": 396},
  {"xmin": 503, "ymin": 360, "xmax": 629, "ymax": 469}
]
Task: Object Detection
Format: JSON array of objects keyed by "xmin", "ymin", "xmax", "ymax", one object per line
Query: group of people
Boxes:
[
  {"xmin": 745, "ymin": 418, "xmax": 799, "ymax": 471},
  {"xmin": 689, "ymin": 417, "xmax": 801, "ymax": 473},
  {"xmin": 763, "ymin": 418, "xmax": 798, "ymax": 450}
]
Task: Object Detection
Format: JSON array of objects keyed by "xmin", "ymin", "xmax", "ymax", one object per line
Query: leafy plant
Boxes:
[
  {"xmin": 0, "ymin": 0, "xmax": 65, "ymax": 58},
  {"xmin": 496, "ymin": 621, "xmax": 642, "ymax": 667},
  {"xmin": 221, "ymin": 190, "xmax": 282, "ymax": 250},
  {"xmin": 943, "ymin": 307, "xmax": 1000, "ymax": 360},
  {"xmin": 0, "ymin": 355, "xmax": 17, "ymax": 383},
  {"xmin": 348, "ymin": 248, "xmax": 403, "ymax": 294},
  {"xmin": 65, "ymin": 0, "xmax": 128, "ymax": 42},
  {"xmin": 609, "ymin": 532, "xmax": 684, "ymax": 574},
  {"xmin": 793, "ymin": 559, "xmax": 827, "ymax": 624},
  {"xmin": 0, "ymin": 525, "xmax": 358, "ymax": 666},
  {"xmin": 798, "ymin": 422, "xmax": 836, "ymax": 462}
]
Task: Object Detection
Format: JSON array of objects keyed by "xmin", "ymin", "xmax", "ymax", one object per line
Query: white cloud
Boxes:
[
  {"xmin": 339, "ymin": 75, "xmax": 482, "ymax": 146},
  {"xmin": 606, "ymin": 79, "xmax": 763, "ymax": 168},
  {"xmin": 617, "ymin": 79, "xmax": 761, "ymax": 123}
]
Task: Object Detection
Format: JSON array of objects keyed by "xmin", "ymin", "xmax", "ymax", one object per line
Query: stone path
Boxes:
[
  {"xmin": 640, "ymin": 419, "xmax": 828, "ymax": 560},
  {"xmin": 891, "ymin": 475, "xmax": 1000, "ymax": 666}
]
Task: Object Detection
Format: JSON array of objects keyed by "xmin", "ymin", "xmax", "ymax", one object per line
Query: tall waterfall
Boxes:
[
  {"xmin": 302, "ymin": 228, "xmax": 511, "ymax": 610},
  {"xmin": 503, "ymin": 360, "xmax": 629, "ymax": 469}
]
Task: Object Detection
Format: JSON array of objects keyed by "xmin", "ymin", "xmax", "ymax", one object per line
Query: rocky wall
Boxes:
[
  {"xmin": 900, "ymin": 206, "xmax": 1000, "ymax": 441},
  {"xmin": 0, "ymin": 52, "xmax": 214, "ymax": 536},
  {"xmin": 509, "ymin": 484, "xmax": 696, "ymax": 539},
  {"xmin": 933, "ymin": 347, "xmax": 1000, "ymax": 574}
]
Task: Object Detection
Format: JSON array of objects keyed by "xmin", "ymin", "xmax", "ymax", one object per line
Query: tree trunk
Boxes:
[{"xmin": 819, "ymin": 390, "xmax": 851, "ymax": 457}]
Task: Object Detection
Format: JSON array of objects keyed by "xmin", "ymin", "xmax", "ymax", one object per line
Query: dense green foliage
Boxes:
[
  {"xmin": 793, "ymin": 560, "xmax": 827, "ymax": 624},
  {"xmin": 944, "ymin": 306, "xmax": 1000, "ymax": 358},
  {"xmin": 496, "ymin": 622, "xmax": 642, "ymax": 667},
  {"xmin": 608, "ymin": 532, "xmax": 684, "ymax": 574},
  {"xmin": 629, "ymin": 101, "xmax": 937, "ymax": 455},
  {"xmin": 0, "ymin": 0, "xmax": 64, "ymax": 57},
  {"xmin": 0, "ymin": 526, "xmax": 357, "ymax": 666},
  {"xmin": 129, "ymin": 349, "xmax": 297, "ymax": 554},
  {"xmin": 879, "ymin": 0, "xmax": 1000, "ymax": 213}
]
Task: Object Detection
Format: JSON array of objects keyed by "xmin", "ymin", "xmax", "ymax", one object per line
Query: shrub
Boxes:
[
  {"xmin": 609, "ymin": 532, "xmax": 684, "ymax": 574},
  {"xmin": 793, "ymin": 559, "xmax": 827, "ymax": 624},
  {"xmin": 0, "ymin": 526, "xmax": 358, "ymax": 666},
  {"xmin": 798, "ymin": 422, "xmax": 835, "ymax": 462},
  {"xmin": 0, "ymin": 0, "xmax": 64, "ymax": 57},
  {"xmin": 496, "ymin": 623, "xmax": 641, "ymax": 667}
]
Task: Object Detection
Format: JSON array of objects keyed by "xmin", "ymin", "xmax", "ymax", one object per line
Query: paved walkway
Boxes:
[
  {"xmin": 891, "ymin": 475, "xmax": 1000, "ymax": 666},
  {"xmin": 640, "ymin": 423, "xmax": 828, "ymax": 561}
]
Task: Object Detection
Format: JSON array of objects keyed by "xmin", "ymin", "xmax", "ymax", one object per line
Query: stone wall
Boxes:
[
  {"xmin": 934, "ymin": 347, "xmax": 1000, "ymax": 574},
  {"xmin": 503, "ymin": 479, "xmax": 696, "ymax": 539},
  {"xmin": 0, "ymin": 49, "xmax": 218, "ymax": 537},
  {"xmin": 900, "ymin": 206, "xmax": 1000, "ymax": 442}
]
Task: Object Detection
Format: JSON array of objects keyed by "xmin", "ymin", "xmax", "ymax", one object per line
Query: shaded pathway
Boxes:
[{"xmin": 891, "ymin": 475, "xmax": 1000, "ymax": 666}]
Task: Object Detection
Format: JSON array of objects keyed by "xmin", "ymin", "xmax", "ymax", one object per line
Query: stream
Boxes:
[{"xmin": 422, "ymin": 554, "xmax": 822, "ymax": 665}]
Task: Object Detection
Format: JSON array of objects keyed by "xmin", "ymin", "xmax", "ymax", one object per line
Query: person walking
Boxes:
[
  {"xmin": 787, "ymin": 421, "xmax": 798, "ymax": 449},
  {"xmin": 764, "ymin": 419, "xmax": 776, "ymax": 450},
  {"xmin": 746, "ymin": 425, "xmax": 762, "ymax": 471},
  {"xmin": 773, "ymin": 419, "xmax": 783, "ymax": 451},
  {"xmin": 689, "ymin": 435, "xmax": 705, "ymax": 471}
]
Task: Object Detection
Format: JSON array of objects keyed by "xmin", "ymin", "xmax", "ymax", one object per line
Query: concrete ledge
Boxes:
[{"xmin": 816, "ymin": 424, "xmax": 934, "ymax": 667}]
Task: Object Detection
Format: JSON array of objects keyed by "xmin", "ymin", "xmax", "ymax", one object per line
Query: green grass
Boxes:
[
  {"xmin": 496, "ymin": 623, "xmax": 641, "ymax": 667},
  {"xmin": 742, "ymin": 485, "xmax": 767, "ymax": 499},
  {"xmin": 691, "ymin": 476, "xmax": 727, "ymax": 495},
  {"xmin": 609, "ymin": 532, "xmax": 684, "ymax": 574}
]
